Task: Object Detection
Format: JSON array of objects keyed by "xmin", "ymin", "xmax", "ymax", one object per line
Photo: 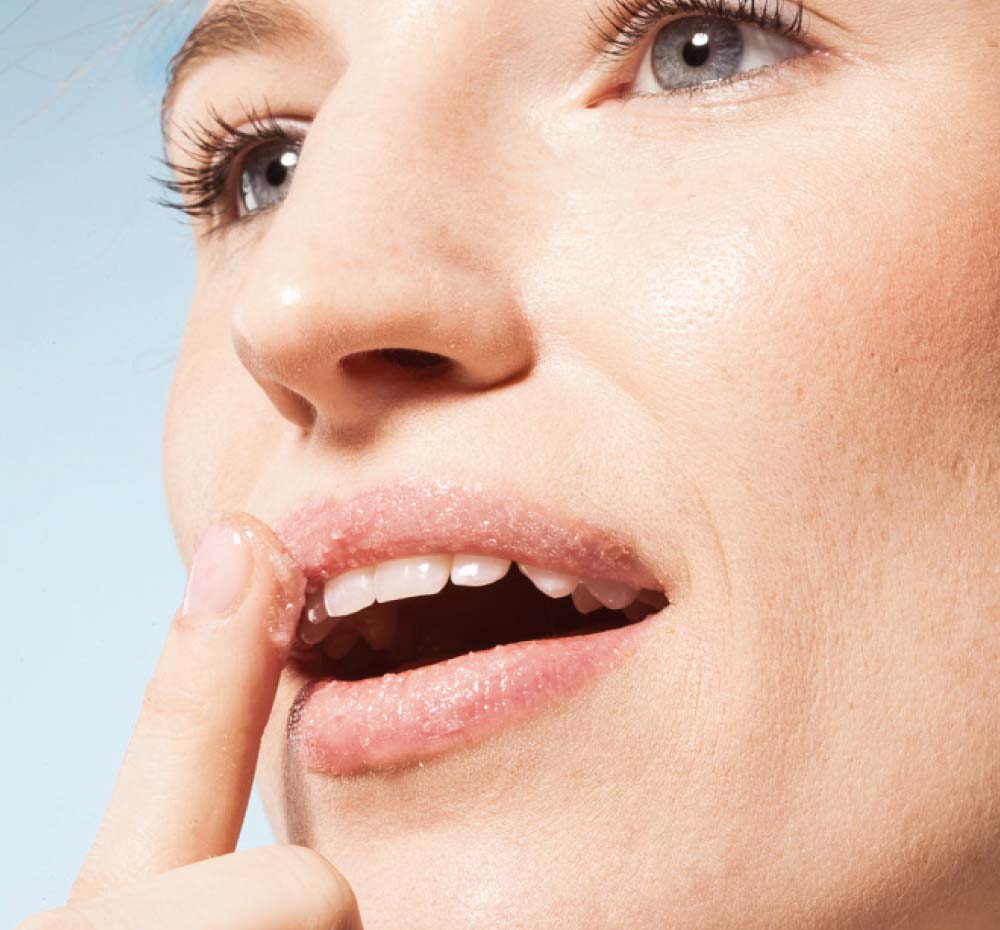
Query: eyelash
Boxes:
[
  {"xmin": 588, "ymin": 0, "xmax": 806, "ymax": 65},
  {"xmin": 156, "ymin": 0, "xmax": 809, "ymax": 225},
  {"xmin": 155, "ymin": 104, "xmax": 299, "ymax": 223}
]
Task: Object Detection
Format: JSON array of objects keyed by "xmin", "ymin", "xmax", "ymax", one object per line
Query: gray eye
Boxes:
[
  {"xmin": 651, "ymin": 17, "xmax": 743, "ymax": 88},
  {"xmin": 239, "ymin": 141, "xmax": 300, "ymax": 216},
  {"xmin": 641, "ymin": 15, "xmax": 806, "ymax": 92}
]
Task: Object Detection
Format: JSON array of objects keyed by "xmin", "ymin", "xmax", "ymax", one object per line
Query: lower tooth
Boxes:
[
  {"xmin": 300, "ymin": 615, "xmax": 337, "ymax": 645},
  {"xmin": 356, "ymin": 602, "xmax": 399, "ymax": 650},
  {"xmin": 323, "ymin": 623, "xmax": 360, "ymax": 659}
]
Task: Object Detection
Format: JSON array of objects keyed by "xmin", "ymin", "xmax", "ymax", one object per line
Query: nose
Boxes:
[{"xmin": 230, "ymin": 64, "xmax": 535, "ymax": 436}]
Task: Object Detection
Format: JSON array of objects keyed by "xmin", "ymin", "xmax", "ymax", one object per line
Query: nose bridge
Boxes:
[
  {"xmin": 284, "ymin": 0, "xmax": 523, "ymax": 254},
  {"xmin": 231, "ymin": 16, "xmax": 534, "ymax": 433},
  {"xmin": 309, "ymin": 28, "xmax": 497, "ymax": 253}
]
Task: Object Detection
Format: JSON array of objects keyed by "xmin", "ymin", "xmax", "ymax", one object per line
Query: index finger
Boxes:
[{"xmin": 70, "ymin": 514, "xmax": 306, "ymax": 902}]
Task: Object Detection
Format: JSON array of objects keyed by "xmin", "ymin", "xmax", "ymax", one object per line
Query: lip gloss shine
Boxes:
[{"xmin": 275, "ymin": 478, "xmax": 672, "ymax": 776}]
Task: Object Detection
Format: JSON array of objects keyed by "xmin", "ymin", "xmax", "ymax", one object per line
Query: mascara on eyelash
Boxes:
[
  {"xmin": 152, "ymin": 103, "xmax": 299, "ymax": 221},
  {"xmin": 587, "ymin": 0, "xmax": 806, "ymax": 65}
]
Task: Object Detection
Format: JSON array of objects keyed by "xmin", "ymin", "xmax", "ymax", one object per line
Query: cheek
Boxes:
[
  {"xmin": 525, "ymin": 89, "xmax": 1000, "ymax": 776},
  {"xmin": 533, "ymin": 100, "xmax": 999, "ymax": 523}
]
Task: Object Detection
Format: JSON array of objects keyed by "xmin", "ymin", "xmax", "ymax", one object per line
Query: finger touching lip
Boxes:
[{"xmin": 266, "ymin": 477, "xmax": 681, "ymax": 777}]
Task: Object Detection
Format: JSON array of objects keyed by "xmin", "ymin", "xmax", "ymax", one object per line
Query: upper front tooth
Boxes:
[
  {"xmin": 324, "ymin": 566, "xmax": 376, "ymax": 617},
  {"xmin": 374, "ymin": 555, "xmax": 451, "ymax": 603},
  {"xmin": 518, "ymin": 563, "xmax": 580, "ymax": 598},
  {"xmin": 584, "ymin": 577, "xmax": 639, "ymax": 610},
  {"xmin": 451, "ymin": 554, "xmax": 511, "ymax": 587}
]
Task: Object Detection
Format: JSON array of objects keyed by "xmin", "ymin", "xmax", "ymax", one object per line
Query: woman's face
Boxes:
[{"xmin": 161, "ymin": 0, "xmax": 1000, "ymax": 926}]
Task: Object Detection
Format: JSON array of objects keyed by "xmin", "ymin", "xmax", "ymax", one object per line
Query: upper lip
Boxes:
[{"xmin": 272, "ymin": 477, "xmax": 665, "ymax": 596}]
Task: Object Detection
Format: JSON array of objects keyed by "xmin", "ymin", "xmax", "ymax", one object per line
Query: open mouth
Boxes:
[
  {"xmin": 276, "ymin": 481, "xmax": 673, "ymax": 774},
  {"xmin": 289, "ymin": 555, "xmax": 669, "ymax": 682}
]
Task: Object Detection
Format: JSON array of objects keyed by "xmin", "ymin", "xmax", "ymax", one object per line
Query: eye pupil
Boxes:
[
  {"xmin": 266, "ymin": 159, "xmax": 288, "ymax": 187},
  {"xmin": 683, "ymin": 32, "xmax": 711, "ymax": 67}
]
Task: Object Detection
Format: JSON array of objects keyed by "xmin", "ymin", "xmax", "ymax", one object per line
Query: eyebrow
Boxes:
[{"xmin": 161, "ymin": 0, "xmax": 320, "ymax": 130}]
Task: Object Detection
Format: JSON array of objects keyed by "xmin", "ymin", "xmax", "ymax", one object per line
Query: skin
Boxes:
[{"xmin": 20, "ymin": 0, "xmax": 1000, "ymax": 928}]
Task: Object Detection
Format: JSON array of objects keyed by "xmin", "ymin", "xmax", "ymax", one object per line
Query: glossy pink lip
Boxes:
[
  {"xmin": 273, "ymin": 477, "xmax": 671, "ymax": 777},
  {"xmin": 274, "ymin": 477, "xmax": 665, "ymax": 593}
]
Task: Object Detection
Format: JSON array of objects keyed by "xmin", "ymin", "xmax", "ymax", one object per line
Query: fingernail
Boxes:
[{"xmin": 182, "ymin": 523, "xmax": 253, "ymax": 619}]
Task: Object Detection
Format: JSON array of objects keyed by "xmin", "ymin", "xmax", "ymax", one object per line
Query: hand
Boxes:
[{"xmin": 17, "ymin": 514, "xmax": 363, "ymax": 930}]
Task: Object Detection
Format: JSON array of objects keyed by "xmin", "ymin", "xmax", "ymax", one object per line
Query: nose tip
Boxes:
[{"xmin": 231, "ymin": 261, "xmax": 535, "ymax": 433}]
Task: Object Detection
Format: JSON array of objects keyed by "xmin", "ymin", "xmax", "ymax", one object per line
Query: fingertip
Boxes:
[
  {"xmin": 222, "ymin": 513, "xmax": 308, "ymax": 648},
  {"xmin": 181, "ymin": 521, "xmax": 254, "ymax": 622},
  {"xmin": 180, "ymin": 513, "xmax": 306, "ymax": 648}
]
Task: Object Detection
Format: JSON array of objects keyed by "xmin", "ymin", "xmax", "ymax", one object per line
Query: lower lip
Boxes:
[{"xmin": 290, "ymin": 609, "xmax": 666, "ymax": 776}]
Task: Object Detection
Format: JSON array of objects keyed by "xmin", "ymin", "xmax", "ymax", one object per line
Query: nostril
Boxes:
[
  {"xmin": 339, "ymin": 348, "xmax": 455, "ymax": 382},
  {"xmin": 375, "ymin": 348, "xmax": 451, "ymax": 370}
]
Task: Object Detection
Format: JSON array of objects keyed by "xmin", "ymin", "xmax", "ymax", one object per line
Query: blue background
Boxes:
[{"xmin": 1, "ymin": 2, "xmax": 278, "ymax": 923}]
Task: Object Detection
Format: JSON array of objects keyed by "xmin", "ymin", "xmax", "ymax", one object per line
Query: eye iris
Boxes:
[
  {"xmin": 240, "ymin": 143, "xmax": 300, "ymax": 216},
  {"xmin": 651, "ymin": 16, "xmax": 743, "ymax": 89}
]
